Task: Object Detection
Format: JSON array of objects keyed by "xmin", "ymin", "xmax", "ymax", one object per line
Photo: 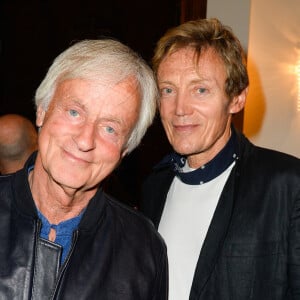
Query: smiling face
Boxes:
[
  {"xmin": 35, "ymin": 77, "xmax": 140, "ymax": 192},
  {"xmin": 157, "ymin": 47, "xmax": 246, "ymax": 168}
]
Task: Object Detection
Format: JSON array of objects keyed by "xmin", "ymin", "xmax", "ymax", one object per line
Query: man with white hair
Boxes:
[{"xmin": 0, "ymin": 39, "xmax": 167, "ymax": 299}]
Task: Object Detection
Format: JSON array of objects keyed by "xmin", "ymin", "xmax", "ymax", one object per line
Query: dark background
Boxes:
[
  {"xmin": 0, "ymin": 0, "xmax": 182, "ymax": 120},
  {"xmin": 0, "ymin": 0, "xmax": 208, "ymax": 206}
]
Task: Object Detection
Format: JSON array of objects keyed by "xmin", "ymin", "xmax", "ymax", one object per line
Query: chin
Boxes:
[
  {"xmin": 52, "ymin": 172, "xmax": 86, "ymax": 189},
  {"xmin": 174, "ymin": 148, "xmax": 191, "ymax": 156},
  {"xmin": 172, "ymin": 142, "xmax": 190, "ymax": 153}
]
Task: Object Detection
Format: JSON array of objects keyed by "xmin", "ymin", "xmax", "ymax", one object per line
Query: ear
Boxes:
[
  {"xmin": 229, "ymin": 87, "xmax": 248, "ymax": 114},
  {"xmin": 36, "ymin": 105, "xmax": 46, "ymax": 127}
]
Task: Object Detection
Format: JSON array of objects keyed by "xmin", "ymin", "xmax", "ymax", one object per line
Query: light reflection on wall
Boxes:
[
  {"xmin": 244, "ymin": 0, "xmax": 300, "ymax": 157},
  {"xmin": 297, "ymin": 54, "xmax": 300, "ymax": 112}
]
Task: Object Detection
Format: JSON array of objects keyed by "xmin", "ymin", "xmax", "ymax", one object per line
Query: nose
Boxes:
[
  {"xmin": 175, "ymin": 91, "xmax": 192, "ymax": 116},
  {"xmin": 73, "ymin": 122, "xmax": 96, "ymax": 152}
]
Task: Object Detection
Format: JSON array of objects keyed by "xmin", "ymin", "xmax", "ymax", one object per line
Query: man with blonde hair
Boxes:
[{"xmin": 141, "ymin": 18, "xmax": 300, "ymax": 300}]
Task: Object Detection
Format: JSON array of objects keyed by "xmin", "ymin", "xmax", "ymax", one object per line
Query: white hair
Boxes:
[{"xmin": 35, "ymin": 39, "xmax": 158, "ymax": 153}]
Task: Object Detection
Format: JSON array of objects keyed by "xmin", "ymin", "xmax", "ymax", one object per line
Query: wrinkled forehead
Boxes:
[
  {"xmin": 171, "ymin": 45, "xmax": 222, "ymax": 64},
  {"xmin": 58, "ymin": 69, "xmax": 132, "ymax": 88},
  {"xmin": 158, "ymin": 46, "xmax": 225, "ymax": 74}
]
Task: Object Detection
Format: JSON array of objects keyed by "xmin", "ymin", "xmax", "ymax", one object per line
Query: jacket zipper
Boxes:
[
  {"xmin": 28, "ymin": 219, "xmax": 42, "ymax": 300},
  {"xmin": 49, "ymin": 230, "xmax": 79, "ymax": 299}
]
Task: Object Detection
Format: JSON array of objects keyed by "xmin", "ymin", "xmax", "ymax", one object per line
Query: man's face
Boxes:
[
  {"xmin": 157, "ymin": 47, "xmax": 245, "ymax": 167},
  {"xmin": 36, "ymin": 77, "xmax": 140, "ymax": 191}
]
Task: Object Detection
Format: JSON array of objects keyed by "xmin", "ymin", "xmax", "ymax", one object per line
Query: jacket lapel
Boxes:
[
  {"xmin": 189, "ymin": 166, "xmax": 238, "ymax": 299},
  {"xmin": 141, "ymin": 168, "xmax": 175, "ymax": 229}
]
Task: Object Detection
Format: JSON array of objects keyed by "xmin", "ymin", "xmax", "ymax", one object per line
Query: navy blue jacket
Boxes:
[{"xmin": 141, "ymin": 132, "xmax": 300, "ymax": 300}]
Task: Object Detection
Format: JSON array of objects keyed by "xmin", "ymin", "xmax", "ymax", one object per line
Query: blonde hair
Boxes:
[{"xmin": 153, "ymin": 18, "xmax": 249, "ymax": 99}]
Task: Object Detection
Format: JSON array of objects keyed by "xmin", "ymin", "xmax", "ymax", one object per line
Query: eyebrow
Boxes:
[
  {"xmin": 158, "ymin": 80, "xmax": 173, "ymax": 85},
  {"xmin": 68, "ymin": 99, "xmax": 85, "ymax": 109},
  {"xmin": 158, "ymin": 77, "xmax": 212, "ymax": 86},
  {"xmin": 99, "ymin": 116, "xmax": 122, "ymax": 125},
  {"xmin": 189, "ymin": 78, "xmax": 212, "ymax": 84}
]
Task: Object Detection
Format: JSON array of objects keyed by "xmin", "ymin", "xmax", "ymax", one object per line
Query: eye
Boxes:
[
  {"xmin": 68, "ymin": 109, "xmax": 79, "ymax": 117},
  {"xmin": 105, "ymin": 126, "xmax": 115, "ymax": 134},
  {"xmin": 197, "ymin": 87, "xmax": 207, "ymax": 94},
  {"xmin": 161, "ymin": 87, "xmax": 173, "ymax": 95}
]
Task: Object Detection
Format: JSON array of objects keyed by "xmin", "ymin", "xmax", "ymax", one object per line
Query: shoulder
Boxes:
[
  {"xmin": 0, "ymin": 170, "xmax": 37, "ymax": 217},
  {"xmin": 105, "ymin": 193, "xmax": 166, "ymax": 246},
  {"xmin": 0, "ymin": 173, "xmax": 15, "ymax": 195},
  {"xmin": 239, "ymin": 133, "xmax": 300, "ymax": 172},
  {"xmin": 237, "ymin": 137, "xmax": 300, "ymax": 198},
  {"xmin": 0, "ymin": 173, "xmax": 13, "ymax": 181},
  {"xmin": 0, "ymin": 175, "xmax": 14, "ymax": 208},
  {"xmin": 143, "ymin": 153, "xmax": 175, "ymax": 186},
  {"xmin": 246, "ymin": 144, "xmax": 299, "ymax": 171},
  {"xmin": 0, "ymin": 172, "xmax": 25, "ymax": 215}
]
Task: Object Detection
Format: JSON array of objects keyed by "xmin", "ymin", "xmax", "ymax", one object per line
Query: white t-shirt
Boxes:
[{"xmin": 158, "ymin": 162, "xmax": 235, "ymax": 300}]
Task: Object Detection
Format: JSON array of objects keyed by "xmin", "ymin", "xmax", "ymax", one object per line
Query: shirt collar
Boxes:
[{"xmin": 158, "ymin": 128, "xmax": 239, "ymax": 185}]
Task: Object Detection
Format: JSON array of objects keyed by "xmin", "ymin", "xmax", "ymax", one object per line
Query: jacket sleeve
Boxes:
[
  {"xmin": 153, "ymin": 242, "xmax": 168, "ymax": 300},
  {"xmin": 288, "ymin": 190, "xmax": 300, "ymax": 298}
]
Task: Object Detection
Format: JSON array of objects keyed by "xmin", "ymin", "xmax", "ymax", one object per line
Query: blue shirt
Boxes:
[
  {"xmin": 28, "ymin": 164, "xmax": 84, "ymax": 265},
  {"xmin": 37, "ymin": 210, "xmax": 84, "ymax": 264}
]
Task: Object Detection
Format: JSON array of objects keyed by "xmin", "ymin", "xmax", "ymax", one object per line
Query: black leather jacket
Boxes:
[{"xmin": 0, "ymin": 154, "xmax": 168, "ymax": 300}]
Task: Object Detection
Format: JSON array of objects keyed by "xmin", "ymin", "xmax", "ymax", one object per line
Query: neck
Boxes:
[
  {"xmin": 28, "ymin": 168, "xmax": 94, "ymax": 225},
  {"xmin": 187, "ymin": 128, "xmax": 232, "ymax": 169}
]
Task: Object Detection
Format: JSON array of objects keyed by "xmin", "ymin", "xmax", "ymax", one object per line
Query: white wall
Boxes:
[
  {"xmin": 206, "ymin": 0, "xmax": 250, "ymax": 52},
  {"xmin": 207, "ymin": 0, "xmax": 300, "ymax": 157},
  {"xmin": 244, "ymin": 0, "xmax": 300, "ymax": 157}
]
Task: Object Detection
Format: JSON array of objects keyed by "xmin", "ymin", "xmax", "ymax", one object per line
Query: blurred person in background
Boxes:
[{"xmin": 0, "ymin": 114, "xmax": 38, "ymax": 174}]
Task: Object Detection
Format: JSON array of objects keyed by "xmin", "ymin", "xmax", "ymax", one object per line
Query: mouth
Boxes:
[
  {"xmin": 173, "ymin": 124, "xmax": 197, "ymax": 132},
  {"xmin": 63, "ymin": 149, "xmax": 91, "ymax": 164}
]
